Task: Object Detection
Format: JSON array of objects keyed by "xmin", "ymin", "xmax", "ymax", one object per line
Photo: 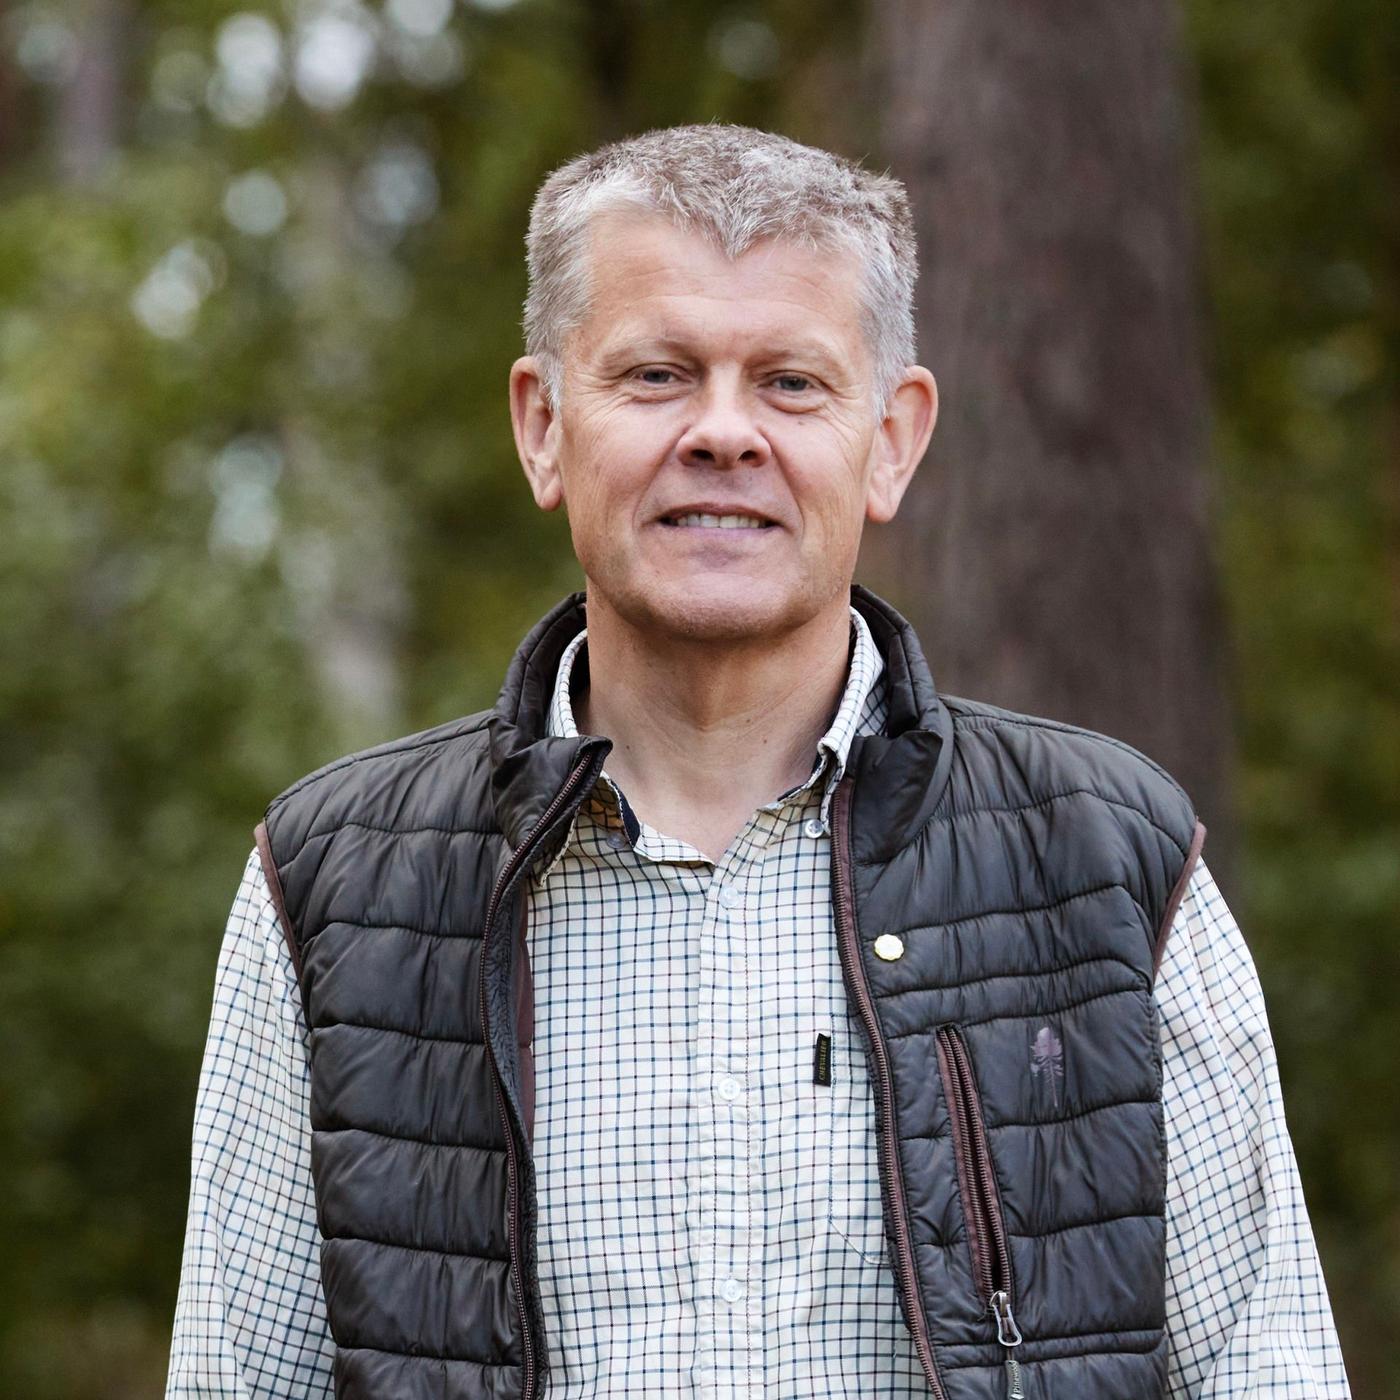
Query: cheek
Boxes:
[
  {"xmin": 565, "ymin": 414, "xmax": 672, "ymax": 525},
  {"xmin": 780, "ymin": 421, "xmax": 873, "ymax": 516},
  {"xmin": 790, "ymin": 462, "xmax": 871, "ymax": 536},
  {"xmin": 563, "ymin": 496, "xmax": 619, "ymax": 583},
  {"xmin": 558, "ymin": 457, "xmax": 646, "ymax": 576},
  {"xmin": 563, "ymin": 484, "xmax": 617, "ymax": 572}
]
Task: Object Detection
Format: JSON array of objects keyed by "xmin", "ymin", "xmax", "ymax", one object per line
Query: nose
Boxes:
[{"xmin": 675, "ymin": 371, "xmax": 772, "ymax": 470}]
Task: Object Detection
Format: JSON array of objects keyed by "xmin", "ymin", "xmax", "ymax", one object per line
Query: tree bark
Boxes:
[
  {"xmin": 866, "ymin": 0, "xmax": 1234, "ymax": 870},
  {"xmin": 56, "ymin": 0, "xmax": 131, "ymax": 186},
  {"xmin": 0, "ymin": 39, "xmax": 22, "ymax": 177}
]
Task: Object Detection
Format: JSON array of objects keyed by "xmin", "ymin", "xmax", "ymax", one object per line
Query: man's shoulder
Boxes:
[
  {"xmin": 262, "ymin": 707, "xmax": 497, "ymax": 848},
  {"xmin": 939, "ymin": 691, "xmax": 1196, "ymax": 833}
]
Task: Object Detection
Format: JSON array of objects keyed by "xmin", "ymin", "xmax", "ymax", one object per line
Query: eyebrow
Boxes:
[{"xmin": 595, "ymin": 331, "xmax": 852, "ymax": 379}]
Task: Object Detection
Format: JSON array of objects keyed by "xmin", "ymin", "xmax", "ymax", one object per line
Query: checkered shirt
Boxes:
[{"xmin": 166, "ymin": 608, "xmax": 1351, "ymax": 1398}]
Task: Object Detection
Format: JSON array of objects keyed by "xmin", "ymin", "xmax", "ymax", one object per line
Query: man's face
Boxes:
[{"xmin": 513, "ymin": 210, "xmax": 928, "ymax": 643}]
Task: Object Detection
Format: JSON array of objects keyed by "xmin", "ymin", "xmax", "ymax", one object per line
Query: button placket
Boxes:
[{"xmin": 695, "ymin": 846, "xmax": 759, "ymax": 1384}]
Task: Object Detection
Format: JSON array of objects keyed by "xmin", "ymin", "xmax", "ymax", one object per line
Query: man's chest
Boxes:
[{"xmin": 520, "ymin": 788, "xmax": 908, "ymax": 1391}]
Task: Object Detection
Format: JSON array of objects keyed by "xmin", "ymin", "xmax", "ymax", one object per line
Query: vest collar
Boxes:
[
  {"xmin": 846, "ymin": 584, "xmax": 957, "ymax": 864},
  {"xmin": 487, "ymin": 586, "xmax": 954, "ymax": 858},
  {"xmin": 487, "ymin": 591, "xmax": 606, "ymax": 850}
]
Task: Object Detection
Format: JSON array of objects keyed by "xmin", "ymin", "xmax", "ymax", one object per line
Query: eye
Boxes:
[
  {"xmin": 635, "ymin": 367, "xmax": 678, "ymax": 385},
  {"xmin": 772, "ymin": 373, "xmax": 816, "ymax": 393}
]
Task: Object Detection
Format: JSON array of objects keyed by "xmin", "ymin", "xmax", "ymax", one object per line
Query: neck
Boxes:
[{"xmin": 574, "ymin": 592, "xmax": 854, "ymax": 861}]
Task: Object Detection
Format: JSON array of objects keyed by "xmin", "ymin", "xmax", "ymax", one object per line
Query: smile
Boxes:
[{"xmin": 660, "ymin": 513, "xmax": 774, "ymax": 530}]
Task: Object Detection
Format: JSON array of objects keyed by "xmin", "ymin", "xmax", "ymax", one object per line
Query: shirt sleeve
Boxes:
[
  {"xmin": 165, "ymin": 848, "xmax": 334, "ymax": 1399},
  {"xmin": 1156, "ymin": 857, "xmax": 1352, "ymax": 1398}
]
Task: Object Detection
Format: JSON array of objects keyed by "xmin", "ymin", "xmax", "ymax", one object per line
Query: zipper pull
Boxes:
[
  {"xmin": 990, "ymin": 1288, "xmax": 1023, "ymax": 1346},
  {"xmin": 1004, "ymin": 1355, "xmax": 1025, "ymax": 1399},
  {"xmin": 990, "ymin": 1290, "xmax": 1024, "ymax": 1397}
]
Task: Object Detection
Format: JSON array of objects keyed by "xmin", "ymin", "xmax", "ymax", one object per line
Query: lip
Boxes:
[{"xmin": 653, "ymin": 503, "xmax": 782, "ymax": 527}]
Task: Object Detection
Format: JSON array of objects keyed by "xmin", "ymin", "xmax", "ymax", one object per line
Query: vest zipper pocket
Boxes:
[{"xmin": 934, "ymin": 1024, "xmax": 1024, "ymax": 1397}]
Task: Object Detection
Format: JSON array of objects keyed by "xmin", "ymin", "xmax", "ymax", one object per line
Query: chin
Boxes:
[{"xmin": 605, "ymin": 572, "xmax": 817, "ymax": 644}]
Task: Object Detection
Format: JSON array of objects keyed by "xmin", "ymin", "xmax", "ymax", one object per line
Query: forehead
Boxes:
[{"xmin": 574, "ymin": 210, "xmax": 866, "ymax": 368}]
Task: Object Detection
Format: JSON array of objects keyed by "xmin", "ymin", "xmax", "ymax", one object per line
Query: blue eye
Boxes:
[
  {"xmin": 774, "ymin": 374, "xmax": 813, "ymax": 392},
  {"xmin": 637, "ymin": 368, "xmax": 675, "ymax": 384}
]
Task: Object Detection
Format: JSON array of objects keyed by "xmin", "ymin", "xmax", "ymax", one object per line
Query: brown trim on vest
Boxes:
[
  {"xmin": 254, "ymin": 819, "xmax": 303, "ymax": 983},
  {"xmin": 1153, "ymin": 818, "xmax": 1207, "ymax": 983},
  {"xmin": 514, "ymin": 896, "xmax": 535, "ymax": 1146}
]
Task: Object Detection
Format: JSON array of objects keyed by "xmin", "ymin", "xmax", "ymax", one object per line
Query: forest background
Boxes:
[{"xmin": 1, "ymin": 1, "xmax": 1396, "ymax": 1396}]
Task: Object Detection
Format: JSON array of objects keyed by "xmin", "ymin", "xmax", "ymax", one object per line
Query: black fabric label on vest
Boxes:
[{"xmin": 814, "ymin": 1032, "xmax": 832, "ymax": 1085}]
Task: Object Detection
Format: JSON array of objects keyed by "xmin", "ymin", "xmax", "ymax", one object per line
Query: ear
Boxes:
[
  {"xmin": 510, "ymin": 355, "xmax": 564, "ymax": 512},
  {"xmin": 865, "ymin": 367, "xmax": 938, "ymax": 524}
]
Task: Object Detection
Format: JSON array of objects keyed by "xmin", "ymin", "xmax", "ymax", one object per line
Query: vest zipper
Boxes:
[
  {"xmin": 934, "ymin": 1023, "xmax": 1025, "ymax": 1397},
  {"xmin": 479, "ymin": 747, "xmax": 606, "ymax": 1400},
  {"xmin": 830, "ymin": 777, "xmax": 947, "ymax": 1400}
]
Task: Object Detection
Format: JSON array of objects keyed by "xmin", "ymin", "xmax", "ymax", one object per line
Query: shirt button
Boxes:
[
  {"xmin": 717, "ymin": 1075, "xmax": 741, "ymax": 1100},
  {"xmin": 804, "ymin": 817, "xmax": 827, "ymax": 838},
  {"xmin": 717, "ymin": 884, "xmax": 741, "ymax": 910},
  {"xmin": 606, "ymin": 830, "xmax": 629, "ymax": 851},
  {"xmin": 718, "ymin": 1277, "xmax": 745, "ymax": 1303}
]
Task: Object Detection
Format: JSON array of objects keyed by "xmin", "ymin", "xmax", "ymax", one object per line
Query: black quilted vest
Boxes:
[{"xmin": 256, "ymin": 587, "xmax": 1205, "ymax": 1400}]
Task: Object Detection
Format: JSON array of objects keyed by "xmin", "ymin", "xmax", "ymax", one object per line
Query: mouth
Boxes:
[{"xmin": 657, "ymin": 511, "xmax": 777, "ymax": 531}]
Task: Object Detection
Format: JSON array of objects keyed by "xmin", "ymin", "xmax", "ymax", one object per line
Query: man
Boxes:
[{"xmin": 166, "ymin": 124, "xmax": 1350, "ymax": 1399}]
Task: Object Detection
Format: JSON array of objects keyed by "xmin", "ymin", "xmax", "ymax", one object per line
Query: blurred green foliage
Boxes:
[
  {"xmin": 0, "ymin": 0, "xmax": 1394, "ymax": 1395},
  {"xmin": 1187, "ymin": 1, "xmax": 1400, "ymax": 1393},
  {"xmin": 0, "ymin": 1, "xmax": 859, "ymax": 1394}
]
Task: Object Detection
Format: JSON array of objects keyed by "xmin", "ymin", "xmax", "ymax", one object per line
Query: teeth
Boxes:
[{"xmin": 669, "ymin": 513, "xmax": 769, "ymax": 529}]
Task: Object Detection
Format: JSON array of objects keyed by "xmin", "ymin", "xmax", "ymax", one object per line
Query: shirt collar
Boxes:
[
  {"xmin": 809, "ymin": 605, "xmax": 885, "ymax": 802},
  {"xmin": 537, "ymin": 607, "xmax": 886, "ymax": 875}
]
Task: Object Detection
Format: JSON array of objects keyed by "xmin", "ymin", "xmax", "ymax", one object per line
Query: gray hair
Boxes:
[{"xmin": 522, "ymin": 122, "xmax": 918, "ymax": 423}]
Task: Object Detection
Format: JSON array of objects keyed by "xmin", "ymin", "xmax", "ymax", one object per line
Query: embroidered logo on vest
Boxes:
[{"xmin": 1030, "ymin": 1023, "xmax": 1065, "ymax": 1110}]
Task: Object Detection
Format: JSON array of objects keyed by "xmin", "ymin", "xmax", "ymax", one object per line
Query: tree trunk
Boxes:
[
  {"xmin": 865, "ymin": 0, "xmax": 1234, "ymax": 872},
  {"xmin": 56, "ymin": 0, "xmax": 131, "ymax": 186},
  {"xmin": 0, "ymin": 41, "xmax": 22, "ymax": 177}
]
